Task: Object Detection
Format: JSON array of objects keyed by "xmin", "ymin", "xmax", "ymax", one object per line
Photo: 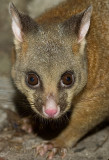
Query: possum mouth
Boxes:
[
  {"xmin": 32, "ymin": 103, "xmax": 70, "ymax": 121},
  {"xmin": 30, "ymin": 94, "xmax": 68, "ymax": 119},
  {"xmin": 31, "ymin": 103, "xmax": 69, "ymax": 120},
  {"xmin": 30, "ymin": 103, "xmax": 61, "ymax": 119}
]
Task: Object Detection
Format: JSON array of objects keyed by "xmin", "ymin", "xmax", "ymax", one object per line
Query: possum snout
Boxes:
[{"xmin": 42, "ymin": 94, "xmax": 60, "ymax": 118}]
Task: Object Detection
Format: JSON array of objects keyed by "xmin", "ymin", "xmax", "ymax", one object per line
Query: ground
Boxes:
[{"xmin": 0, "ymin": 0, "xmax": 109, "ymax": 160}]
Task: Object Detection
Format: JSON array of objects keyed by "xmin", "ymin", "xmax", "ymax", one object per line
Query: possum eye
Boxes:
[
  {"xmin": 26, "ymin": 73, "xmax": 39, "ymax": 88},
  {"xmin": 61, "ymin": 72, "xmax": 75, "ymax": 87}
]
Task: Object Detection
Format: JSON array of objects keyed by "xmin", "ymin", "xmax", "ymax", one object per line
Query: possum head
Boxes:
[{"xmin": 9, "ymin": 3, "xmax": 92, "ymax": 119}]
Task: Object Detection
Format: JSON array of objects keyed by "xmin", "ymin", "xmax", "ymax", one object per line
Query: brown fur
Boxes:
[
  {"xmin": 9, "ymin": 0, "xmax": 109, "ymax": 156},
  {"xmin": 72, "ymin": 43, "xmax": 80, "ymax": 54},
  {"xmin": 21, "ymin": 41, "xmax": 28, "ymax": 55}
]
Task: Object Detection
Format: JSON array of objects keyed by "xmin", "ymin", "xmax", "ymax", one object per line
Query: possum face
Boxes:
[{"xmin": 9, "ymin": 3, "xmax": 92, "ymax": 119}]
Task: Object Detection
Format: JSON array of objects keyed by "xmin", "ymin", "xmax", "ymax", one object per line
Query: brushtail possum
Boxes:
[{"xmin": 9, "ymin": 0, "xmax": 109, "ymax": 159}]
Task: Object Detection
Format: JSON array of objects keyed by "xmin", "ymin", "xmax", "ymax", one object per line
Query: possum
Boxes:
[{"xmin": 9, "ymin": 0, "xmax": 109, "ymax": 159}]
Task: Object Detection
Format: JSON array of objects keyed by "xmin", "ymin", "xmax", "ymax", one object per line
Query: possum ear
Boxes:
[
  {"xmin": 78, "ymin": 6, "xmax": 93, "ymax": 43},
  {"xmin": 9, "ymin": 2, "xmax": 23, "ymax": 42},
  {"xmin": 62, "ymin": 6, "xmax": 92, "ymax": 43},
  {"xmin": 9, "ymin": 2, "xmax": 39, "ymax": 43}
]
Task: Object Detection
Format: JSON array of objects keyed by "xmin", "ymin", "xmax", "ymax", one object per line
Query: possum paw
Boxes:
[
  {"xmin": 36, "ymin": 142, "xmax": 67, "ymax": 159},
  {"xmin": 21, "ymin": 118, "xmax": 33, "ymax": 133}
]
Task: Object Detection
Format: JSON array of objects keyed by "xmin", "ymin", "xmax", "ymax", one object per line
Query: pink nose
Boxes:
[{"xmin": 45, "ymin": 109, "xmax": 57, "ymax": 117}]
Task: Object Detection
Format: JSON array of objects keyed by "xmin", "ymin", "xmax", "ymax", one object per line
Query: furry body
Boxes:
[{"xmin": 9, "ymin": 0, "xmax": 109, "ymax": 158}]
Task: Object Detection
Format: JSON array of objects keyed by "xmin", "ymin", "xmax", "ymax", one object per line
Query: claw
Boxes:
[
  {"xmin": 36, "ymin": 142, "xmax": 51, "ymax": 157},
  {"xmin": 60, "ymin": 148, "xmax": 67, "ymax": 159},
  {"xmin": 21, "ymin": 118, "xmax": 33, "ymax": 133},
  {"xmin": 47, "ymin": 148, "xmax": 58, "ymax": 160},
  {"xmin": 35, "ymin": 142, "xmax": 68, "ymax": 159}
]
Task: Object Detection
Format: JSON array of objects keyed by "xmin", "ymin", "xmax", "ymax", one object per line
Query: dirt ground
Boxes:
[{"xmin": 0, "ymin": 0, "xmax": 109, "ymax": 160}]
